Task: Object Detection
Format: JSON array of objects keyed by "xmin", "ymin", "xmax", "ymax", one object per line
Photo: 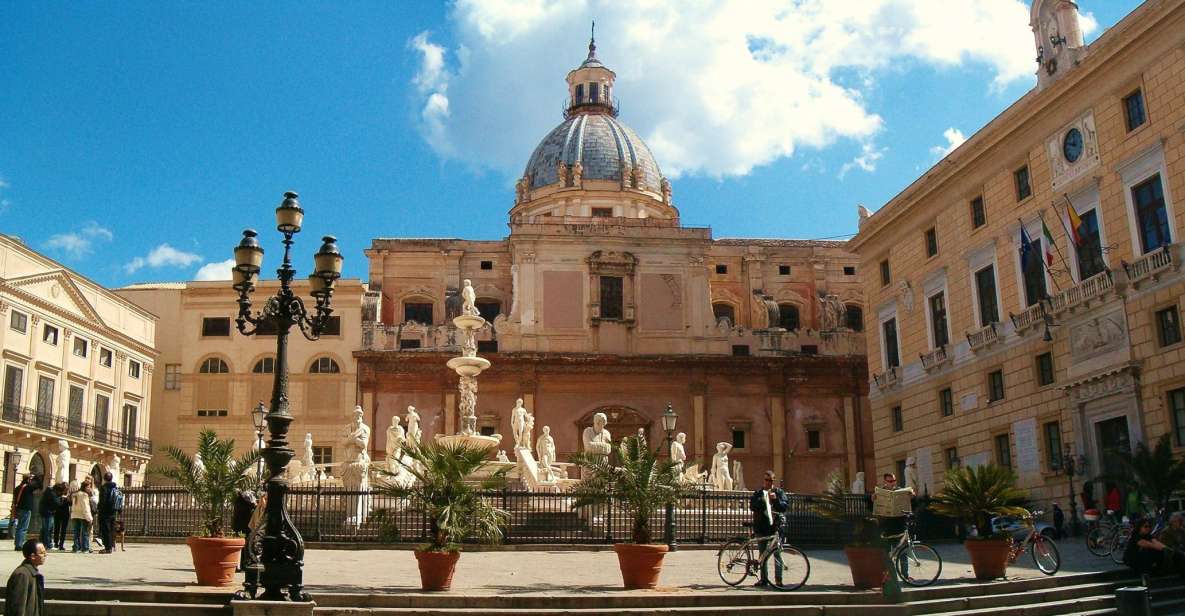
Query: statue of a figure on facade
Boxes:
[
  {"xmin": 461, "ymin": 279, "xmax": 479, "ymax": 318},
  {"xmin": 340, "ymin": 406, "xmax": 372, "ymax": 525},
  {"xmin": 731, "ymin": 459, "xmax": 746, "ymax": 492},
  {"xmin": 536, "ymin": 426, "xmax": 556, "ymax": 471},
  {"xmin": 404, "ymin": 406, "xmax": 422, "ymax": 447},
  {"xmin": 709, "ymin": 442, "xmax": 734, "ymax": 491},
  {"xmin": 298, "ymin": 433, "xmax": 316, "ymax": 482},
  {"xmin": 496, "ymin": 450, "xmax": 510, "ymax": 463},
  {"xmin": 819, "ymin": 293, "xmax": 846, "ymax": 332},
  {"xmin": 582, "ymin": 412, "xmax": 612, "ymax": 456},
  {"xmin": 850, "ymin": 471, "xmax": 866, "ymax": 494},
  {"xmin": 54, "ymin": 440, "xmax": 71, "ymax": 484},
  {"xmin": 510, "ymin": 398, "xmax": 531, "ymax": 449},
  {"xmin": 515, "ymin": 177, "xmax": 528, "ymax": 204},
  {"xmin": 754, "ymin": 291, "xmax": 780, "ymax": 329},
  {"xmin": 444, "ymin": 287, "xmax": 462, "ymax": 321},
  {"xmin": 556, "ymin": 160, "xmax": 569, "ymax": 187},
  {"xmin": 385, "ymin": 415, "xmax": 406, "ymax": 475},
  {"xmin": 670, "ymin": 432, "xmax": 687, "ymax": 473},
  {"xmin": 571, "ymin": 160, "xmax": 583, "ymax": 186}
]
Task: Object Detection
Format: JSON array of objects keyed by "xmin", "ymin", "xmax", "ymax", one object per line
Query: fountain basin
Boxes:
[
  {"xmin": 452, "ymin": 314, "xmax": 486, "ymax": 331},
  {"xmin": 447, "ymin": 356, "xmax": 491, "ymax": 377},
  {"xmin": 435, "ymin": 433, "xmax": 502, "ymax": 451}
]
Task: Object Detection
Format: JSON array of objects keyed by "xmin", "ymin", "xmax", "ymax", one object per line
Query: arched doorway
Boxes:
[
  {"xmin": 90, "ymin": 463, "xmax": 104, "ymax": 487},
  {"xmin": 28, "ymin": 452, "xmax": 48, "ymax": 535},
  {"xmin": 576, "ymin": 406, "xmax": 653, "ymax": 453}
]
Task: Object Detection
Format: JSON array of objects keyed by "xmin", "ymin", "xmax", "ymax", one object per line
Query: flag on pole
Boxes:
[
  {"xmin": 1041, "ymin": 219, "xmax": 1056, "ymax": 267},
  {"xmin": 1020, "ymin": 226, "xmax": 1035, "ymax": 269},
  {"xmin": 1066, "ymin": 205, "xmax": 1084, "ymax": 246}
]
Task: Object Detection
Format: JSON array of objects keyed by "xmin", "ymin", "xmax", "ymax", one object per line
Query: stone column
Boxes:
[
  {"xmin": 843, "ymin": 397, "xmax": 857, "ymax": 482},
  {"xmin": 690, "ymin": 382, "xmax": 707, "ymax": 460},
  {"xmin": 443, "ymin": 391, "xmax": 456, "ymax": 435},
  {"xmin": 770, "ymin": 395, "xmax": 786, "ymax": 480}
]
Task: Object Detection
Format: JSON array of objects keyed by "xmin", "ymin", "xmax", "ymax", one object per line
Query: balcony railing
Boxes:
[
  {"xmin": 872, "ymin": 366, "xmax": 900, "ymax": 390},
  {"xmin": 966, "ymin": 322, "xmax": 999, "ymax": 351},
  {"xmin": 1047, "ymin": 270, "xmax": 1114, "ymax": 315},
  {"xmin": 1, "ymin": 404, "xmax": 151, "ymax": 455},
  {"xmin": 1010, "ymin": 302, "xmax": 1047, "ymax": 333},
  {"xmin": 1123, "ymin": 244, "xmax": 1177, "ymax": 287},
  {"xmin": 919, "ymin": 345, "xmax": 950, "ymax": 371}
]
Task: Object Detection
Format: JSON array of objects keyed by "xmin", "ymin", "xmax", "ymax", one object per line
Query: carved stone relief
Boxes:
[{"xmin": 1069, "ymin": 310, "xmax": 1128, "ymax": 362}]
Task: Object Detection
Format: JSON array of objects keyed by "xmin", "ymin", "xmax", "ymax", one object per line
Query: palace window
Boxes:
[
  {"xmin": 987, "ymin": 369, "xmax": 1005, "ymax": 403},
  {"xmin": 882, "ymin": 317, "xmax": 900, "ymax": 369},
  {"xmin": 731, "ymin": 344, "xmax": 750, "ymax": 356},
  {"xmin": 128, "ymin": 359, "xmax": 141, "ymax": 379},
  {"xmin": 201, "ymin": 317, "xmax": 231, "ymax": 337},
  {"xmin": 807, "ymin": 430, "xmax": 822, "ymax": 450},
  {"xmin": 67, "ymin": 386, "xmax": 84, "ymax": 435},
  {"xmin": 165, "ymin": 364, "xmax": 181, "ymax": 390},
  {"xmin": 321, "ymin": 315, "xmax": 341, "ymax": 336},
  {"xmin": 591, "ymin": 207, "xmax": 613, "ymax": 218},
  {"xmin": 3, "ymin": 365, "xmax": 23, "ymax": 412},
  {"xmin": 925, "ymin": 227, "xmax": 939, "ymax": 258},
  {"xmin": 928, "ymin": 291, "xmax": 949, "ymax": 348},
  {"xmin": 255, "ymin": 319, "xmax": 278, "ymax": 335},
  {"xmin": 800, "ymin": 344, "xmax": 818, "ymax": 355},
  {"xmin": 197, "ymin": 409, "xmax": 228, "ymax": 417},
  {"xmin": 843, "ymin": 266, "xmax": 856, "ymax": 276},
  {"xmin": 1036, "ymin": 352, "xmax": 1055, "ymax": 386},
  {"xmin": 730, "ymin": 428, "xmax": 747, "ymax": 450},
  {"xmin": 99, "ymin": 348, "xmax": 112, "ymax": 367},
  {"xmin": 939, "ymin": 387, "xmax": 954, "ymax": 417},
  {"xmin": 403, "ymin": 302, "xmax": 433, "ymax": 325},
  {"xmin": 845, "ymin": 305, "xmax": 864, "ymax": 331},
  {"xmin": 944, "ymin": 447, "xmax": 960, "ymax": 470},
  {"xmin": 42, "ymin": 324, "xmax": 59, "ymax": 346},
  {"xmin": 1155, "ymin": 305, "xmax": 1182, "ymax": 347},
  {"xmin": 1022, "ymin": 237, "xmax": 1048, "ymax": 307},
  {"xmin": 72, "ymin": 337, "xmax": 88, "ymax": 358},
  {"xmin": 715, "ymin": 264, "xmax": 728, "ymax": 275},
  {"xmin": 778, "ymin": 265, "xmax": 791, "ymax": 276},
  {"xmin": 309, "ymin": 357, "xmax": 340, "ymax": 374},
  {"xmin": 1043, "ymin": 422, "xmax": 1063, "ymax": 471},
  {"xmin": 312, "ymin": 446, "xmax": 333, "ymax": 466},
  {"xmin": 995, "ymin": 433, "xmax": 1012, "ymax": 469},
  {"xmin": 94, "ymin": 394, "xmax": 109, "ymax": 432},
  {"xmin": 778, "ymin": 304, "xmax": 800, "ymax": 331},
  {"xmin": 891, "ymin": 406, "xmax": 903, "ymax": 432},
  {"xmin": 975, "ymin": 265, "xmax": 999, "ymax": 325},
  {"xmin": 199, "ymin": 357, "xmax": 229, "ymax": 374},
  {"xmin": 1014, "ymin": 165, "xmax": 1032, "ymax": 202},
  {"xmin": 252, "ymin": 358, "xmax": 275, "ymax": 374},
  {"xmin": 599, "ymin": 276, "xmax": 624, "ymax": 320},
  {"xmin": 1168, "ymin": 388, "xmax": 1185, "ymax": 447},
  {"xmin": 398, "ymin": 339, "xmax": 421, "ymax": 350},
  {"xmin": 1132, "ymin": 174, "xmax": 1171, "ymax": 254},
  {"xmin": 970, "ymin": 196, "xmax": 986, "ymax": 229},
  {"xmin": 477, "ymin": 340, "xmax": 498, "ymax": 354},
  {"xmin": 712, "ymin": 302, "xmax": 735, "ymax": 326},
  {"xmin": 8, "ymin": 311, "xmax": 27, "ymax": 334},
  {"xmin": 1124, "ymin": 89, "xmax": 1146, "ymax": 132},
  {"xmin": 480, "ymin": 260, "xmax": 493, "ymax": 270},
  {"xmin": 1075, "ymin": 209, "xmax": 1106, "ymax": 281},
  {"xmin": 880, "ymin": 259, "xmax": 891, "ymax": 286}
]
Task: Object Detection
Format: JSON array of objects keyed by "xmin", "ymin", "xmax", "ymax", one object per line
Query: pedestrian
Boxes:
[
  {"xmin": 1160, "ymin": 513, "xmax": 1185, "ymax": 579},
  {"xmin": 69, "ymin": 480, "xmax": 93, "ymax": 553},
  {"xmin": 51, "ymin": 484, "xmax": 70, "ymax": 551},
  {"xmin": 1051, "ymin": 503, "xmax": 1065, "ymax": 539},
  {"xmin": 1105, "ymin": 483, "xmax": 1122, "ymax": 516},
  {"xmin": 35, "ymin": 484, "xmax": 61, "ymax": 548},
  {"xmin": 1124, "ymin": 488, "xmax": 1144, "ymax": 519},
  {"xmin": 1121, "ymin": 516, "xmax": 1181, "ymax": 582},
  {"xmin": 4, "ymin": 539, "xmax": 47, "ymax": 616},
  {"xmin": 748, "ymin": 470, "xmax": 788, "ymax": 588},
  {"xmin": 9, "ymin": 475, "xmax": 38, "ymax": 551},
  {"xmin": 82, "ymin": 477, "xmax": 100, "ymax": 551},
  {"xmin": 97, "ymin": 472, "xmax": 119, "ymax": 554}
]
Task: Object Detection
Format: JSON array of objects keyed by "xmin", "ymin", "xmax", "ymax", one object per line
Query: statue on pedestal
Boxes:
[
  {"xmin": 190, "ymin": 452, "xmax": 204, "ymax": 480},
  {"xmin": 905, "ymin": 457, "xmax": 920, "ymax": 492},
  {"xmin": 709, "ymin": 442, "xmax": 734, "ymax": 491},
  {"xmin": 340, "ymin": 405, "xmax": 372, "ymax": 525},
  {"xmin": 404, "ymin": 406, "xmax": 422, "ymax": 447},
  {"xmin": 670, "ymin": 432, "xmax": 687, "ymax": 474},
  {"xmin": 54, "ymin": 440, "xmax": 71, "ymax": 484},
  {"xmin": 461, "ymin": 279, "xmax": 479, "ymax": 317},
  {"xmin": 536, "ymin": 426, "xmax": 556, "ymax": 471},
  {"xmin": 385, "ymin": 416, "xmax": 406, "ymax": 475},
  {"xmin": 510, "ymin": 398, "xmax": 530, "ymax": 449},
  {"xmin": 850, "ymin": 471, "xmax": 866, "ymax": 494},
  {"xmin": 299, "ymin": 433, "xmax": 316, "ymax": 482},
  {"xmin": 496, "ymin": 450, "xmax": 510, "ymax": 463},
  {"xmin": 581, "ymin": 412, "xmax": 612, "ymax": 457}
]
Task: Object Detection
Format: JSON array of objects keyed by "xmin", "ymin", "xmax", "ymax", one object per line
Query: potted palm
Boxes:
[
  {"xmin": 1099, "ymin": 435, "xmax": 1185, "ymax": 515},
  {"xmin": 816, "ymin": 471, "xmax": 885, "ymax": 588},
  {"xmin": 929, "ymin": 464, "xmax": 1027, "ymax": 580},
  {"xmin": 372, "ymin": 440, "xmax": 508, "ymax": 591},
  {"xmin": 570, "ymin": 434, "xmax": 692, "ymax": 589},
  {"xmin": 152, "ymin": 429, "xmax": 261, "ymax": 586}
]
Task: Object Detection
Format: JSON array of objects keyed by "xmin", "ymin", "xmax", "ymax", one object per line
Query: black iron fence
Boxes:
[
  {"xmin": 1, "ymin": 403, "xmax": 151, "ymax": 455},
  {"xmin": 120, "ymin": 487, "xmax": 958, "ymax": 547}
]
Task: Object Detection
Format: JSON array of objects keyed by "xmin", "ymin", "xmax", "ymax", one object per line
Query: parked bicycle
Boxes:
[
  {"xmin": 1085, "ymin": 509, "xmax": 1121, "ymax": 557},
  {"xmin": 883, "ymin": 512, "xmax": 942, "ymax": 586},
  {"xmin": 1007, "ymin": 509, "xmax": 1060, "ymax": 575},
  {"xmin": 717, "ymin": 522, "xmax": 811, "ymax": 591}
]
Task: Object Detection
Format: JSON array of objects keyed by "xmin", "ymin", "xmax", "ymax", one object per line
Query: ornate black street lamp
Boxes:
[
  {"xmin": 661, "ymin": 403, "xmax": 678, "ymax": 551},
  {"xmin": 232, "ymin": 191, "xmax": 342, "ymax": 601},
  {"xmin": 252, "ymin": 402, "xmax": 267, "ymax": 479},
  {"xmin": 1059, "ymin": 443, "xmax": 1087, "ymax": 537}
]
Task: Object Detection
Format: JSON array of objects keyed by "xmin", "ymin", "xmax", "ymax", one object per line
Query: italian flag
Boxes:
[{"xmin": 1041, "ymin": 219, "xmax": 1056, "ymax": 267}]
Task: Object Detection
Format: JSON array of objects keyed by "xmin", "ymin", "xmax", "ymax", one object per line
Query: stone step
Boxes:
[
  {"xmin": 904, "ymin": 581, "xmax": 1128, "ymax": 614},
  {"xmin": 920, "ymin": 594, "xmax": 1115, "ymax": 616},
  {"xmin": 43, "ymin": 600, "xmax": 229, "ymax": 616}
]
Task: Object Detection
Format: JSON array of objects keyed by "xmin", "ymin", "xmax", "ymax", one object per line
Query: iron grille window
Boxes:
[
  {"xmin": 1075, "ymin": 209, "xmax": 1106, "ymax": 281},
  {"xmin": 891, "ymin": 406, "xmax": 903, "ymax": 432},
  {"xmin": 882, "ymin": 318, "xmax": 900, "ymax": 369},
  {"xmin": 1123, "ymin": 89, "xmax": 1146, "ymax": 131},
  {"xmin": 970, "ymin": 196, "xmax": 986, "ymax": 228},
  {"xmin": 3, "ymin": 366, "xmax": 24, "ymax": 413},
  {"xmin": 599, "ymin": 276, "xmax": 623, "ymax": 320},
  {"xmin": 995, "ymin": 433, "xmax": 1012, "ymax": 469},
  {"xmin": 1133, "ymin": 174, "xmax": 1171, "ymax": 254},
  {"xmin": 987, "ymin": 369, "xmax": 1005, "ymax": 402},
  {"xmin": 929, "ymin": 292, "xmax": 949, "ymax": 348},
  {"xmin": 1036, "ymin": 352, "xmax": 1055, "ymax": 386},
  {"xmin": 975, "ymin": 265, "xmax": 999, "ymax": 325},
  {"xmin": 201, "ymin": 317, "xmax": 231, "ymax": 337},
  {"xmin": 1014, "ymin": 165, "xmax": 1032, "ymax": 201},
  {"xmin": 1044, "ymin": 422, "xmax": 1063, "ymax": 470},
  {"xmin": 1155, "ymin": 306, "xmax": 1182, "ymax": 347},
  {"xmin": 939, "ymin": 388, "xmax": 954, "ymax": 417}
]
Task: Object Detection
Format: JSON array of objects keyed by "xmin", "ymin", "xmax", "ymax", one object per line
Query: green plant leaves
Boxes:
[{"xmin": 148, "ymin": 429, "xmax": 261, "ymax": 537}]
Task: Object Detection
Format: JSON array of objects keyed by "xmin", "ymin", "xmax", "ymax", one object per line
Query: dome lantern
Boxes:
[{"xmin": 565, "ymin": 21, "xmax": 617, "ymax": 117}]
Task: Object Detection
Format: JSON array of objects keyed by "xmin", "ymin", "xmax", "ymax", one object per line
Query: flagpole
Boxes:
[
  {"xmin": 1038, "ymin": 209, "xmax": 1074, "ymax": 290},
  {"xmin": 1018, "ymin": 217, "xmax": 1063, "ymax": 294}
]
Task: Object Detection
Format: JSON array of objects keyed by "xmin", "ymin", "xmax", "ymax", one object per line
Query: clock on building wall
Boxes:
[{"xmin": 1063, "ymin": 128, "xmax": 1084, "ymax": 163}]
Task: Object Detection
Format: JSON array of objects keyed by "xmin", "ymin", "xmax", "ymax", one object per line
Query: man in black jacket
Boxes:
[
  {"xmin": 35, "ymin": 486, "xmax": 61, "ymax": 548},
  {"xmin": 96, "ymin": 473, "xmax": 118, "ymax": 554},
  {"xmin": 10, "ymin": 475, "xmax": 38, "ymax": 551},
  {"xmin": 5, "ymin": 539, "xmax": 47, "ymax": 616},
  {"xmin": 749, "ymin": 470, "xmax": 789, "ymax": 587}
]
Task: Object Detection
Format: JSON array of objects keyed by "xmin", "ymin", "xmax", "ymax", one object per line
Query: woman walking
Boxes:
[
  {"xmin": 52, "ymin": 483, "xmax": 70, "ymax": 551},
  {"xmin": 69, "ymin": 480, "xmax": 93, "ymax": 553}
]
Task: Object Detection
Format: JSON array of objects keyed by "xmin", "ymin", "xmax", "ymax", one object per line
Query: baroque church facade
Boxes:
[{"xmin": 356, "ymin": 39, "xmax": 872, "ymax": 491}]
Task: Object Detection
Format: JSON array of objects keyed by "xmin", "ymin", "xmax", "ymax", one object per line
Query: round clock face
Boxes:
[{"xmin": 1063, "ymin": 128, "xmax": 1084, "ymax": 163}]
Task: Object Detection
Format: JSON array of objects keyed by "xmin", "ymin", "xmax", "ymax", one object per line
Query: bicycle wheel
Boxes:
[
  {"xmin": 1110, "ymin": 527, "xmax": 1131, "ymax": 565},
  {"xmin": 761, "ymin": 544, "xmax": 810, "ymax": 591},
  {"xmin": 1085, "ymin": 526, "xmax": 1112, "ymax": 557},
  {"xmin": 717, "ymin": 538, "xmax": 753, "ymax": 586},
  {"xmin": 896, "ymin": 542, "xmax": 942, "ymax": 587},
  {"xmin": 1031, "ymin": 536, "xmax": 1060, "ymax": 575}
]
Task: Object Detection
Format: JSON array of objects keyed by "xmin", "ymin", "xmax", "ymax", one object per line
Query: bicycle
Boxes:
[
  {"xmin": 884, "ymin": 512, "xmax": 942, "ymax": 586},
  {"xmin": 1008, "ymin": 509, "xmax": 1060, "ymax": 575},
  {"xmin": 1085, "ymin": 510, "xmax": 1121, "ymax": 557},
  {"xmin": 717, "ymin": 522, "xmax": 811, "ymax": 591}
]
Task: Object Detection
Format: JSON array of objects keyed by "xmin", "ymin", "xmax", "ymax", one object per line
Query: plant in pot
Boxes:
[
  {"xmin": 570, "ymin": 434, "xmax": 692, "ymax": 589},
  {"xmin": 929, "ymin": 464, "xmax": 1027, "ymax": 580},
  {"xmin": 152, "ymin": 429, "xmax": 261, "ymax": 586},
  {"xmin": 372, "ymin": 440, "xmax": 508, "ymax": 591},
  {"xmin": 816, "ymin": 471, "xmax": 885, "ymax": 589}
]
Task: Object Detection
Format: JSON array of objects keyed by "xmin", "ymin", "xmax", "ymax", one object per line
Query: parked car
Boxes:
[
  {"xmin": 990, "ymin": 515, "xmax": 1055, "ymax": 541},
  {"xmin": 0, "ymin": 517, "xmax": 10, "ymax": 539}
]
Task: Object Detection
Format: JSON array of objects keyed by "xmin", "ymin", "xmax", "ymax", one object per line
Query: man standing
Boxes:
[
  {"xmin": 36, "ymin": 485, "xmax": 62, "ymax": 548},
  {"xmin": 96, "ymin": 473, "xmax": 119, "ymax": 554},
  {"xmin": 749, "ymin": 470, "xmax": 788, "ymax": 587},
  {"xmin": 5, "ymin": 539, "xmax": 47, "ymax": 616},
  {"xmin": 10, "ymin": 475, "xmax": 38, "ymax": 551}
]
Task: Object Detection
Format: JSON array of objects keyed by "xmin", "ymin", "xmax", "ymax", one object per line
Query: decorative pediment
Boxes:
[
  {"xmin": 587, "ymin": 250, "xmax": 637, "ymax": 275},
  {"xmin": 0, "ymin": 270, "xmax": 106, "ymax": 329}
]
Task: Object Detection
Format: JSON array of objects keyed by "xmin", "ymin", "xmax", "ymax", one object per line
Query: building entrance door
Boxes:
[{"xmin": 1094, "ymin": 416, "xmax": 1131, "ymax": 481}]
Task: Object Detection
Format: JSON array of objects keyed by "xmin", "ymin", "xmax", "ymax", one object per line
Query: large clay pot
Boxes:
[
  {"xmin": 964, "ymin": 539, "xmax": 1011, "ymax": 580},
  {"xmin": 185, "ymin": 536, "xmax": 244, "ymax": 586},
  {"xmin": 613, "ymin": 543, "xmax": 669, "ymax": 589},
  {"xmin": 844, "ymin": 546, "xmax": 888, "ymax": 589},
  {"xmin": 415, "ymin": 550, "xmax": 461, "ymax": 591}
]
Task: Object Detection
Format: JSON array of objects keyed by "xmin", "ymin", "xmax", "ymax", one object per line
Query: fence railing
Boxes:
[
  {"xmin": 120, "ymin": 487, "xmax": 956, "ymax": 547},
  {"xmin": 1, "ymin": 403, "xmax": 151, "ymax": 454}
]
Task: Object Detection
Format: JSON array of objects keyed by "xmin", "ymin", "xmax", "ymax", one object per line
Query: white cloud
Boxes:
[
  {"xmin": 193, "ymin": 259, "xmax": 236, "ymax": 281},
  {"xmin": 839, "ymin": 142, "xmax": 886, "ymax": 179},
  {"xmin": 929, "ymin": 127, "xmax": 967, "ymax": 159},
  {"xmin": 43, "ymin": 221, "xmax": 114, "ymax": 259},
  {"xmin": 124, "ymin": 243, "xmax": 202, "ymax": 274},
  {"xmin": 411, "ymin": 0, "xmax": 1040, "ymax": 179}
]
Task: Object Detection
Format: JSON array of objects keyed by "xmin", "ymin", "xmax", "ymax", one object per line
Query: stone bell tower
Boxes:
[{"xmin": 1032, "ymin": 0, "xmax": 1089, "ymax": 90}]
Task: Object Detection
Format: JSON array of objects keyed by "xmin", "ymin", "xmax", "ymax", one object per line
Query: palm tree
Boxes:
[
  {"xmin": 151, "ymin": 429, "xmax": 261, "ymax": 537},
  {"xmin": 929, "ymin": 464, "xmax": 1027, "ymax": 538},
  {"xmin": 1099, "ymin": 434, "xmax": 1185, "ymax": 514},
  {"xmin": 372, "ymin": 440, "xmax": 508, "ymax": 552},
  {"xmin": 569, "ymin": 434, "xmax": 693, "ymax": 545},
  {"xmin": 816, "ymin": 470, "xmax": 880, "ymax": 545}
]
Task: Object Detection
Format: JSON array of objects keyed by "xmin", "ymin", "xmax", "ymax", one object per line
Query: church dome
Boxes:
[{"xmin": 523, "ymin": 113, "xmax": 663, "ymax": 193}]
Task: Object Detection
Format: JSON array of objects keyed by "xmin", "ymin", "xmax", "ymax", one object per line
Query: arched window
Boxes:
[
  {"xmin": 252, "ymin": 357, "xmax": 275, "ymax": 374},
  {"xmin": 475, "ymin": 299, "xmax": 501, "ymax": 322},
  {"xmin": 403, "ymin": 301, "xmax": 434, "ymax": 325},
  {"xmin": 199, "ymin": 357, "xmax": 229, "ymax": 374},
  {"xmin": 712, "ymin": 303, "xmax": 736, "ymax": 326},
  {"xmin": 309, "ymin": 357, "xmax": 340, "ymax": 374},
  {"xmin": 845, "ymin": 305, "xmax": 864, "ymax": 332},
  {"xmin": 778, "ymin": 304, "xmax": 801, "ymax": 331}
]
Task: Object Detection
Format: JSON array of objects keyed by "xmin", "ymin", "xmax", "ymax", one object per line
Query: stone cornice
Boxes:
[{"xmin": 0, "ymin": 284, "xmax": 157, "ymax": 359}]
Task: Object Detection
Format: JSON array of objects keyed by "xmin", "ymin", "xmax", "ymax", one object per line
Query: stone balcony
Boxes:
[
  {"xmin": 361, "ymin": 321, "xmax": 495, "ymax": 352},
  {"xmin": 872, "ymin": 366, "xmax": 900, "ymax": 390},
  {"xmin": 1010, "ymin": 302, "xmax": 1048, "ymax": 334},
  {"xmin": 1123, "ymin": 243, "xmax": 1181, "ymax": 288},
  {"xmin": 1046, "ymin": 270, "xmax": 1115, "ymax": 315},
  {"xmin": 919, "ymin": 345, "xmax": 950, "ymax": 371},
  {"xmin": 966, "ymin": 322, "xmax": 999, "ymax": 352}
]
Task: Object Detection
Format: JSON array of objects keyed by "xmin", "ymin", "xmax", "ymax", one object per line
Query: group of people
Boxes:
[
  {"xmin": 10, "ymin": 472, "xmax": 122, "ymax": 555},
  {"xmin": 1122, "ymin": 512, "xmax": 1185, "ymax": 581}
]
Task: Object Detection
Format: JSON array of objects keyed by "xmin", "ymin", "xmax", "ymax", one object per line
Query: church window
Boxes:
[
  {"xmin": 807, "ymin": 430, "xmax": 822, "ymax": 450},
  {"xmin": 475, "ymin": 300, "xmax": 501, "ymax": 321},
  {"xmin": 589, "ymin": 82, "xmax": 599, "ymax": 103},
  {"xmin": 731, "ymin": 344, "xmax": 749, "ymax": 356},
  {"xmin": 712, "ymin": 303, "xmax": 735, "ymax": 325},
  {"xmin": 778, "ymin": 304, "xmax": 799, "ymax": 331},
  {"xmin": 599, "ymin": 276, "xmax": 623, "ymax": 320},
  {"xmin": 1124, "ymin": 89, "xmax": 1146, "ymax": 132},
  {"xmin": 480, "ymin": 260, "xmax": 493, "ymax": 270},
  {"xmin": 574, "ymin": 83, "xmax": 584, "ymax": 103},
  {"xmin": 845, "ymin": 305, "xmax": 864, "ymax": 331},
  {"xmin": 778, "ymin": 265, "xmax": 790, "ymax": 276},
  {"xmin": 715, "ymin": 264, "xmax": 728, "ymax": 275},
  {"xmin": 403, "ymin": 302, "xmax": 433, "ymax": 325},
  {"xmin": 843, "ymin": 266, "xmax": 856, "ymax": 276}
]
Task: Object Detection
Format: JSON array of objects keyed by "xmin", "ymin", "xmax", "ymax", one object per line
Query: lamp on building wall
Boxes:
[
  {"xmin": 662, "ymin": 403, "xmax": 678, "ymax": 552},
  {"xmin": 231, "ymin": 191, "xmax": 342, "ymax": 602}
]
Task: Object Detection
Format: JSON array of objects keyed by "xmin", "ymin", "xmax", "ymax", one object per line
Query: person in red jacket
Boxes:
[{"xmin": 1105, "ymin": 484, "xmax": 1123, "ymax": 515}]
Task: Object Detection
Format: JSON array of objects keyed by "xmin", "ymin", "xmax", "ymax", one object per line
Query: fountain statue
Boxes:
[
  {"xmin": 437, "ymin": 279, "xmax": 500, "ymax": 450},
  {"xmin": 340, "ymin": 405, "xmax": 372, "ymax": 525},
  {"xmin": 536, "ymin": 426, "xmax": 556, "ymax": 478},
  {"xmin": 297, "ymin": 433, "xmax": 316, "ymax": 482},
  {"xmin": 54, "ymin": 440, "xmax": 71, "ymax": 484},
  {"xmin": 670, "ymin": 432, "xmax": 687, "ymax": 473},
  {"xmin": 404, "ymin": 406, "xmax": 422, "ymax": 447},
  {"xmin": 709, "ymin": 442, "xmax": 734, "ymax": 491},
  {"xmin": 582, "ymin": 412, "xmax": 612, "ymax": 456},
  {"xmin": 385, "ymin": 416, "xmax": 406, "ymax": 474},
  {"xmin": 511, "ymin": 399, "xmax": 530, "ymax": 449}
]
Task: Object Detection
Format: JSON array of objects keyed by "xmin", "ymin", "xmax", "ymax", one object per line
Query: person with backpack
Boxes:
[{"xmin": 96, "ymin": 473, "xmax": 121, "ymax": 554}]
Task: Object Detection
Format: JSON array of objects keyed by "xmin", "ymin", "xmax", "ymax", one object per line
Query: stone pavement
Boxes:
[{"xmin": 0, "ymin": 540, "xmax": 1121, "ymax": 595}]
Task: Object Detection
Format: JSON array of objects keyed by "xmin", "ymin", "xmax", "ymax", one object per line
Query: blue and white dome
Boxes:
[{"xmin": 523, "ymin": 113, "xmax": 663, "ymax": 193}]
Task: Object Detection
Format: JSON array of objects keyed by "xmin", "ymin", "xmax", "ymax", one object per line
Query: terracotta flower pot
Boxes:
[
  {"xmin": 964, "ymin": 538, "xmax": 1011, "ymax": 580},
  {"xmin": 185, "ymin": 536, "xmax": 244, "ymax": 586},
  {"xmin": 613, "ymin": 543, "xmax": 669, "ymax": 589},
  {"xmin": 415, "ymin": 550, "xmax": 461, "ymax": 591},
  {"xmin": 844, "ymin": 546, "xmax": 888, "ymax": 589}
]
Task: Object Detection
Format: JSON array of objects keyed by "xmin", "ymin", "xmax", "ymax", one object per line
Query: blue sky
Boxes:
[{"xmin": 0, "ymin": 1, "xmax": 1143, "ymax": 287}]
